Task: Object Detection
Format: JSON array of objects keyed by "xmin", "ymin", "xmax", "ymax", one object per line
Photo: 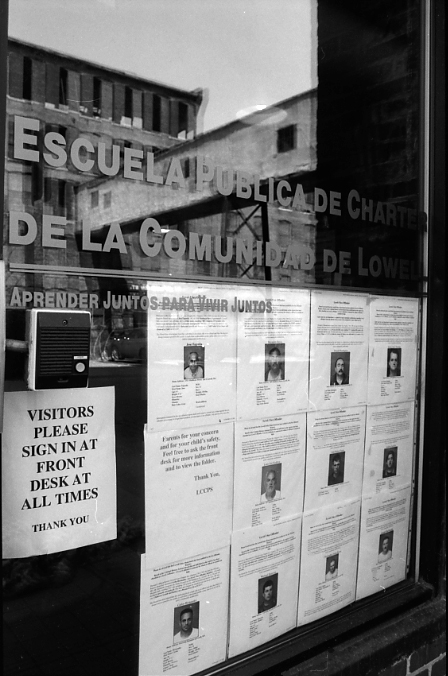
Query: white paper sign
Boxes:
[
  {"xmin": 139, "ymin": 548, "xmax": 229, "ymax": 676},
  {"xmin": 233, "ymin": 414, "xmax": 306, "ymax": 530},
  {"xmin": 362, "ymin": 402, "xmax": 415, "ymax": 497},
  {"xmin": 297, "ymin": 498, "xmax": 361, "ymax": 625},
  {"xmin": 236, "ymin": 286, "xmax": 310, "ymax": 420},
  {"xmin": 367, "ymin": 296, "xmax": 419, "ymax": 405},
  {"xmin": 144, "ymin": 423, "xmax": 233, "ymax": 568},
  {"xmin": 304, "ymin": 407, "xmax": 365, "ymax": 511},
  {"xmin": 356, "ymin": 485, "xmax": 411, "ymax": 600},
  {"xmin": 2, "ymin": 387, "xmax": 116, "ymax": 558},
  {"xmin": 146, "ymin": 282, "xmax": 237, "ymax": 432},
  {"xmin": 309, "ymin": 291, "xmax": 369, "ymax": 411},
  {"xmin": 228, "ymin": 515, "xmax": 301, "ymax": 658}
]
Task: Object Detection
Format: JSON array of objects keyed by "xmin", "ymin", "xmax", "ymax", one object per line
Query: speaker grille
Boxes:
[{"xmin": 37, "ymin": 327, "xmax": 90, "ymax": 375}]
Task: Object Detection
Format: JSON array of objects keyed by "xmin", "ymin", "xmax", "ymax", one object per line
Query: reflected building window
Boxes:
[
  {"xmin": 59, "ymin": 67, "xmax": 68, "ymax": 107},
  {"xmin": 58, "ymin": 124, "xmax": 67, "ymax": 141},
  {"xmin": 177, "ymin": 101, "xmax": 189, "ymax": 138},
  {"xmin": 43, "ymin": 176, "xmax": 52, "ymax": 203},
  {"xmin": 58, "ymin": 179, "xmax": 66, "ymax": 209},
  {"xmin": 91, "ymin": 190, "xmax": 99, "ymax": 209},
  {"xmin": 277, "ymin": 124, "xmax": 296, "ymax": 153},
  {"xmin": 182, "ymin": 157, "xmax": 190, "ymax": 179},
  {"xmin": 103, "ymin": 191, "xmax": 112, "ymax": 209},
  {"xmin": 153, "ymin": 94, "xmax": 161, "ymax": 132},
  {"xmin": 23, "ymin": 55, "xmax": 32, "ymax": 100},
  {"xmin": 124, "ymin": 85, "xmax": 133, "ymax": 124},
  {"xmin": 93, "ymin": 76, "xmax": 102, "ymax": 117}
]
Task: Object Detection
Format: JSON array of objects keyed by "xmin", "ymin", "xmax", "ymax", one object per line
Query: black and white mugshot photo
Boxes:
[
  {"xmin": 378, "ymin": 531, "xmax": 394, "ymax": 563},
  {"xmin": 257, "ymin": 573, "xmax": 278, "ymax": 613},
  {"xmin": 265, "ymin": 343, "xmax": 285, "ymax": 382},
  {"xmin": 184, "ymin": 346, "xmax": 205, "ymax": 380},
  {"xmin": 325, "ymin": 554, "xmax": 339, "ymax": 580},
  {"xmin": 260, "ymin": 463, "xmax": 282, "ymax": 502},
  {"xmin": 382, "ymin": 447, "xmax": 398, "ymax": 478},
  {"xmin": 173, "ymin": 602, "xmax": 200, "ymax": 643},
  {"xmin": 330, "ymin": 351, "xmax": 350, "ymax": 386},
  {"xmin": 386, "ymin": 348, "xmax": 401, "ymax": 377},
  {"xmin": 328, "ymin": 451, "xmax": 345, "ymax": 486}
]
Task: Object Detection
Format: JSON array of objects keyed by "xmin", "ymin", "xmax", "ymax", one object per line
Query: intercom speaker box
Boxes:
[{"xmin": 26, "ymin": 309, "xmax": 91, "ymax": 390}]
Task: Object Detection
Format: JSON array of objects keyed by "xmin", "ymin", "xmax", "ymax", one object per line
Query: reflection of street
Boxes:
[
  {"xmin": 90, "ymin": 365, "xmax": 147, "ymax": 525},
  {"xmin": 92, "ymin": 327, "xmax": 147, "ymax": 363}
]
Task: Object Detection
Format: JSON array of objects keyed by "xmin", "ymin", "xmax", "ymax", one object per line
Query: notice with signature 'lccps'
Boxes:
[{"xmin": 144, "ymin": 422, "xmax": 233, "ymax": 569}]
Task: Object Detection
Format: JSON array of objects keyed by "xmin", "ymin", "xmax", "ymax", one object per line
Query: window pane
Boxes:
[{"xmin": 3, "ymin": 2, "xmax": 427, "ymax": 676}]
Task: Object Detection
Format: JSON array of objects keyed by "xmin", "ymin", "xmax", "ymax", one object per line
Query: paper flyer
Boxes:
[
  {"xmin": 297, "ymin": 498, "xmax": 361, "ymax": 625},
  {"xmin": 309, "ymin": 291, "xmax": 369, "ymax": 411},
  {"xmin": 362, "ymin": 402, "xmax": 415, "ymax": 497},
  {"xmin": 304, "ymin": 407, "xmax": 365, "ymax": 511},
  {"xmin": 144, "ymin": 422, "xmax": 234, "ymax": 568},
  {"xmin": 236, "ymin": 286, "xmax": 310, "ymax": 420},
  {"xmin": 356, "ymin": 485, "xmax": 411, "ymax": 600},
  {"xmin": 367, "ymin": 296, "xmax": 419, "ymax": 405},
  {"xmin": 228, "ymin": 515, "xmax": 301, "ymax": 658},
  {"xmin": 139, "ymin": 548, "xmax": 229, "ymax": 676},
  {"xmin": 233, "ymin": 414, "xmax": 306, "ymax": 530},
  {"xmin": 146, "ymin": 282, "xmax": 237, "ymax": 432}
]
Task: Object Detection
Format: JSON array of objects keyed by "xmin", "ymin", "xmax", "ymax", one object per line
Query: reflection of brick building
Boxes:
[
  {"xmin": 5, "ymin": 39, "xmax": 319, "ymax": 346},
  {"xmin": 5, "ymin": 38, "xmax": 203, "ymax": 296},
  {"xmin": 76, "ymin": 90, "xmax": 318, "ymax": 286}
]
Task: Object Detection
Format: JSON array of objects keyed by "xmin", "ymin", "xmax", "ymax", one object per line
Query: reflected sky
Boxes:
[{"xmin": 8, "ymin": 0, "xmax": 316, "ymax": 131}]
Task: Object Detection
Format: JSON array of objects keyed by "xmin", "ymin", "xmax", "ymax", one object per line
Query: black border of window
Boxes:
[{"xmin": 0, "ymin": 1, "xmax": 444, "ymax": 675}]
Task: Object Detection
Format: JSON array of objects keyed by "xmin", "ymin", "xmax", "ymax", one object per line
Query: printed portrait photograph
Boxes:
[
  {"xmin": 329, "ymin": 351, "xmax": 350, "ymax": 386},
  {"xmin": 257, "ymin": 573, "xmax": 278, "ymax": 614},
  {"xmin": 173, "ymin": 601, "xmax": 200, "ymax": 644},
  {"xmin": 328, "ymin": 451, "xmax": 345, "ymax": 486},
  {"xmin": 325, "ymin": 553, "xmax": 339, "ymax": 580},
  {"xmin": 183, "ymin": 345, "xmax": 205, "ymax": 380},
  {"xmin": 386, "ymin": 347, "xmax": 402, "ymax": 377},
  {"xmin": 264, "ymin": 343, "xmax": 285, "ymax": 382},
  {"xmin": 382, "ymin": 447, "xmax": 398, "ymax": 478},
  {"xmin": 378, "ymin": 531, "xmax": 394, "ymax": 563},
  {"xmin": 260, "ymin": 463, "xmax": 282, "ymax": 502}
]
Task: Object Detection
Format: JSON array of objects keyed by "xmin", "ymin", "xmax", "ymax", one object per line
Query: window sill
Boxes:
[{"xmin": 204, "ymin": 580, "xmax": 434, "ymax": 676}]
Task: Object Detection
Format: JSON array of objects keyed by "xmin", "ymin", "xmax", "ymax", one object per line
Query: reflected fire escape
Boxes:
[{"xmin": 220, "ymin": 197, "xmax": 271, "ymax": 281}]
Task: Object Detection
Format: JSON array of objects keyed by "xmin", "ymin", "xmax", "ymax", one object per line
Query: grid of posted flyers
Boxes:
[{"xmin": 138, "ymin": 282, "xmax": 419, "ymax": 676}]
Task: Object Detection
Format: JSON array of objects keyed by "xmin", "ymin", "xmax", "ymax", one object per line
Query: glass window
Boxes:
[{"xmin": 2, "ymin": 2, "xmax": 442, "ymax": 676}]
